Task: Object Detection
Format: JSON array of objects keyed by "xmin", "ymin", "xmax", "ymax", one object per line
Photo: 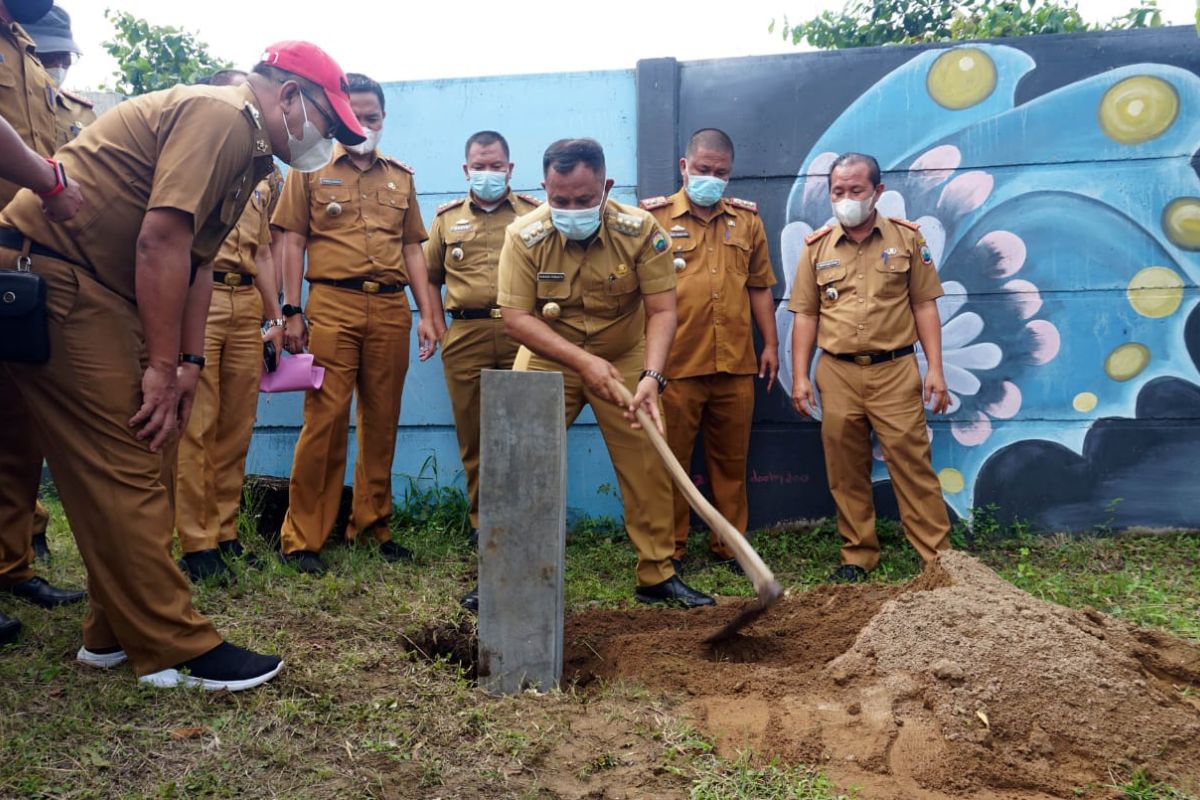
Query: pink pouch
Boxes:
[{"xmin": 260, "ymin": 353, "xmax": 325, "ymax": 393}]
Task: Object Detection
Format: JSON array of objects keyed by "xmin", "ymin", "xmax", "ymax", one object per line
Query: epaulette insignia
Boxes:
[
  {"xmin": 608, "ymin": 211, "xmax": 644, "ymax": 236},
  {"xmin": 727, "ymin": 197, "xmax": 758, "ymax": 213},
  {"xmin": 516, "ymin": 192, "xmax": 543, "ymax": 206},
  {"xmin": 59, "ymin": 88, "xmax": 94, "ymax": 108},
  {"xmin": 437, "ymin": 197, "xmax": 466, "ymax": 215},
  {"xmin": 804, "ymin": 225, "xmax": 833, "ymax": 245},
  {"xmin": 892, "ymin": 217, "xmax": 921, "ymax": 231},
  {"xmin": 639, "ymin": 196, "xmax": 670, "ymax": 210},
  {"xmin": 519, "ymin": 218, "xmax": 555, "ymax": 248},
  {"xmin": 389, "ymin": 159, "xmax": 415, "ymax": 174}
]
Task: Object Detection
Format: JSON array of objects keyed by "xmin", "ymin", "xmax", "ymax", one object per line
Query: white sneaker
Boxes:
[
  {"xmin": 76, "ymin": 646, "xmax": 128, "ymax": 669},
  {"xmin": 138, "ymin": 660, "xmax": 283, "ymax": 692}
]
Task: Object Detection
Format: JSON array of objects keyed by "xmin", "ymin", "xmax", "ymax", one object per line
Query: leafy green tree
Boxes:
[
  {"xmin": 771, "ymin": 0, "xmax": 1163, "ymax": 49},
  {"xmin": 100, "ymin": 9, "xmax": 232, "ymax": 95}
]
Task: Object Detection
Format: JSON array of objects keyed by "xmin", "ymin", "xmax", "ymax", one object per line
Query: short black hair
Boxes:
[
  {"xmin": 346, "ymin": 72, "xmax": 385, "ymax": 113},
  {"xmin": 686, "ymin": 128, "xmax": 735, "ymax": 161},
  {"xmin": 197, "ymin": 68, "xmax": 247, "ymax": 86},
  {"xmin": 542, "ymin": 138, "xmax": 605, "ymax": 177},
  {"xmin": 465, "ymin": 130, "xmax": 510, "ymax": 161},
  {"xmin": 828, "ymin": 152, "xmax": 882, "ymax": 187}
]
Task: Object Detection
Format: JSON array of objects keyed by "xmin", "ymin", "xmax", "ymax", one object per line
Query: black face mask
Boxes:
[{"xmin": 6, "ymin": 0, "xmax": 53, "ymax": 24}]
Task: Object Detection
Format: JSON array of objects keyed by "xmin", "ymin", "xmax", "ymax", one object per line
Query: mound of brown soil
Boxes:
[{"xmin": 563, "ymin": 552, "xmax": 1200, "ymax": 799}]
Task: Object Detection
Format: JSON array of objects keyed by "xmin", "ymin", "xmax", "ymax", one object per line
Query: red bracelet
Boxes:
[{"xmin": 36, "ymin": 158, "xmax": 68, "ymax": 199}]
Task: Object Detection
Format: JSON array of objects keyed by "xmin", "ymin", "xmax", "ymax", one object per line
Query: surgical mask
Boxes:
[
  {"xmin": 685, "ymin": 174, "xmax": 727, "ymax": 207},
  {"xmin": 346, "ymin": 127, "xmax": 382, "ymax": 156},
  {"xmin": 468, "ymin": 170, "xmax": 509, "ymax": 202},
  {"xmin": 8, "ymin": 0, "xmax": 52, "ymax": 23},
  {"xmin": 550, "ymin": 189, "xmax": 606, "ymax": 240},
  {"xmin": 283, "ymin": 94, "xmax": 334, "ymax": 172},
  {"xmin": 45, "ymin": 67, "xmax": 67, "ymax": 87},
  {"xmin": 832, "ymin": 195, "xmax": 876, "ymax": 228}
]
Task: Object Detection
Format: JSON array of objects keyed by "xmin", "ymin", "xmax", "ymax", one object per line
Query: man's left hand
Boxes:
[
  {"xmin": 417, "ymin": 317, "xmax": 438, "ymax": 361},
  {"xmin": 758, "ymin": 344, "xmax": 779, "ymax": 392},
  {"xmin": 262, "ymin": 323, "xmax": 285, "ymax": 353},
  {"xmin": 624, "ymin": 376, "xmax": 664, "ymax": 434},
  {"xmin": 924, "ymin": 366, "xmax": 950, "ymax": 414}
]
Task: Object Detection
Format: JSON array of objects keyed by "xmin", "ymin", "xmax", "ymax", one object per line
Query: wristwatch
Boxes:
[
  {"xmin": 640, "ymin": 369, "xmax": 669, "ymax": 394},
  {"xmin": 281, "ymin": 304, "xmax": 303, "ymax": 317},
  {"xmin": 178, "ymin": 353, "xmax": 206, "ymax": 370},
  {"xmin": 263, "ymin": 317, "xmax": 286, "ymax": 330}
]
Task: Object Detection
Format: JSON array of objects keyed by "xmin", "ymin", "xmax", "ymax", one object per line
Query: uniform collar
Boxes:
[
  {"xmin": 833, "ymin": 212, "xmax": 888, "ymax": 244},
  {"xmin": 5, "ymin": 20, "xmax": 37, "ymax": 52},
  {"xmin": 668, "ymin": 187, "xmax": 730, "ymax": 221},
  {"xmin": 468, "ymin": 188, "xmax": 515, "ymax": 212},
  {"xmin": 333, "ymin": 141, "xmax": 391, "ymax": 170}
]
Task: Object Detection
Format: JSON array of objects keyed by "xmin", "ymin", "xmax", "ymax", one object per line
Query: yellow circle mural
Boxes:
[
  {"xmin": 1099, "ymin": 76, "xmax": 1179, "ymax": 144},
  {"xmin": 1073, "ymin": 392, "xmax": 1098, "ymax": 413},
  {"xmin": 938, "ymin": 468, "xmax": 965, "ymax": 495},
  {"xmin": 1105, "ymin": 343, "xmax": 1151, "ymax": 382},
  {"xmin": 1163, "ymin": 197, "xmax": 1200, "ymax": 250},
  {"xmin": 927, "ymin": 48, "xmax": 997, "ymax": 110},
  {"xmin": 1127, "ymin": 266, "xmax": 1184, "ymax": 318}
]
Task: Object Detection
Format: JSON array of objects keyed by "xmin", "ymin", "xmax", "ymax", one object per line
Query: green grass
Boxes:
[{"xmin": 1, "ymin": 489, "xmax": 1198, "ymax": 799}]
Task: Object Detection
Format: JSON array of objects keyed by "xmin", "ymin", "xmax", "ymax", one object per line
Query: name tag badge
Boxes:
[
  {"xmin": 668, "ymin": 225, "xmax": 690, "ymax": 239},
  {"xmin": 536, "ymin": 272, "xmax": 566, "ymax": 282},
  {"xmin": 450, "ymin": 220, "xmax": 473, "ymax": 232},
  {"xmin": 319, "ymin": 178, "xmax": 344, "ymax": 186},
  {"xmin": 815, "ymin": 259, "xmax": 841, "ymax": 271}
]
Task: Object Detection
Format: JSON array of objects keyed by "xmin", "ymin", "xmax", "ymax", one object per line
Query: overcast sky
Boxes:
[{"xmin": 59, "ymin": 0, "xmax": 1197, "ymax": 91}]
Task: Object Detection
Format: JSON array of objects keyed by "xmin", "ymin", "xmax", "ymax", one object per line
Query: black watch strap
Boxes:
[
  {"xmin": 281, "ymin": 303, "xmax": 303, "ymax": 317},
  {"xmin": 640, "ymin": 369, "xmax": 668, "ymax": 394},
  {"xmin": 179, "ymin": 353, "xmax": 206, "ymax": 369}
]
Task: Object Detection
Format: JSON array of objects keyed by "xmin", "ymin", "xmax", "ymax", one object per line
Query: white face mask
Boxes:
[
  {"xmin": 45, "ymin": 67, "xmax": 68, "ymax": 87},
  {"xmin": 283, "ymin": 94, "xmax": 334, "ymax": 172},
  {"xmin": 346, "ymin": 126, "xmax": 382, "ymax": 156},
  {"xmin": 832, "ymin": 195, "xmax": 876, "ymax": 228}
]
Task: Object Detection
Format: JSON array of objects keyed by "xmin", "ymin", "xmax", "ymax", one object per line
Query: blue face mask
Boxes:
[
  {"xmin": 685, "ymin": 174, "xmax": 728, "ymax": 207},
  {"xmin": 469, "ymin": 170, "xmax": 509, "ymax": 202},
  {"xmin": 550, "ymin": 189, "xmax": 606, "ymax": 240}
]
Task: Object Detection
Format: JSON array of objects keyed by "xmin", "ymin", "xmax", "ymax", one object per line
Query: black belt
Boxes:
[
  {"xmin": 213, "ymin": 270, "xmax": 254, "ymax": 287},
  {"xmin": 830, "ymin": 344, "xmax": 915, "ymax": 366},
  {"xmin": 448, "ymin": 307, "xmax": 503, "ymax": 320},
  {"xmin": 309, "ymin": 277, "xmax": 406, "ymax": 294},
  {"xmin": 0, "ymin": 227, "xmax": 74, "ymax": 264}
]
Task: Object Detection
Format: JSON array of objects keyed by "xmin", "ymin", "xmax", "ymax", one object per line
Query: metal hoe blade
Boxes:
[{"xmin": 703, "ymin": 580, "xmax": 784, "ymax": 644}]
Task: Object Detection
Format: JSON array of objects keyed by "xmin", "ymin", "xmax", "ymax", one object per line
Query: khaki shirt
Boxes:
[
  {"xmin": 52, "ymin": 88, "xmax": 97, "ymax": 151},
  {"xmin": 0, "ymin": 83, "xmax": 275, "ymax": 302},
  {"xmin": 497, "ymin": 198, "xmax": 676, "ymax": 362},
  {"xmin": 425, "ymin": 190, "xmax": 542, "ymax": 310},
  {"xmin": 271, "ymin": 143, "xmax": 426, "ymax": 284},
  {"xmin": 212, "ymin": 177, "xmax": 274, "ymax": 277},
  {"xmin": 0, "ymin": 20, "xmax": 56, "ymax": 208},
  {"xmin": 787, "ymin": 215, "xmax": 943, "ymax": 354},
  {"xmin": 643, "ymin": 189, "xmax": 776, "ymax": 379}
]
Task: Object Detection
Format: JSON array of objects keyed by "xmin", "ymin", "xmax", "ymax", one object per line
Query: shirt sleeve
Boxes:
[
  {"xmin": 908, "ymin": 231, "xmax": 944, "ymax": 304},
  {"xmin": 270, "ymin": 167, "xmax": 311, "ymax": 234},
  {"xmin": 746, "ymin": 215, "xmax": 777, "ymax": 289},
  {"xmin": 423, "ymin": 214, "xmax": 446, "ymax": 285},
  {"xmin": 254, "ymin": 181, "xmax": 271, "ymax": 248},
  {"xmin": 636, "ymin": 220, "xmax": 677, "ymax": 295},
  {"xmin": 786, "ymin": 242, "xmax": 820, "ymax": 316},
  {"xmin": 496, "ymin": 227, "xmax": 537, "ymax": 310},
  {"xmin": 402, "ymin": 178, "xmax": 428, "ymax": 245}
]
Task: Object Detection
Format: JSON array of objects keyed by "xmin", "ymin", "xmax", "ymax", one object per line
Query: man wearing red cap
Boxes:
[{"xmin": 0, "ymin": 40, "xmax": 365, "ymax": 688}]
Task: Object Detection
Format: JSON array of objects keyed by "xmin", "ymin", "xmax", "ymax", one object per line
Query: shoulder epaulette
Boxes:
[
  {"xmin": 436, "ymin": 197, "xmax": 466, "ymax": 215},
  {"xmin": 608, "ymin": 211, "xmax": 644, "ymax": 236},
  {"xmin": 891, "ymin": 217, "xmax": 921, "ymax": 231},
  {"xmin": 727, "ymin": 197, "xmax": 758, "ymax": 213},
  {"xmin": 58, "ymin": 88, "xmax": 94, "ymax": 108},
  {"xmin": 384, "ymin": 157, "xmax": 415, "ymax": 174},
  {"xmin": 515, "ymin": 192, "xmax": 542, "ymax": 207},
  {"xmin": 804, "ymin": 225, "xmax": 833, "ymax": 245},
  {"xmin": 639, "ymin": 196, "xmax": 670, "ymax": 211},
  {"xmin": 518, "ymin": 218, "xmax": 555, "ymax": 248}
]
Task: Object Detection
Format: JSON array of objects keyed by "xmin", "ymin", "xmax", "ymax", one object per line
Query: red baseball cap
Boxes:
[{"xmin": 259, "ymin": 41, "xmax": 366, "ymax": 146}]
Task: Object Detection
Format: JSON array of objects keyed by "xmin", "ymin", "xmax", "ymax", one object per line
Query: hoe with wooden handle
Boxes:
[{"xmin": 613, "ymin": 381, "xmax": 783, "ymax": 642}]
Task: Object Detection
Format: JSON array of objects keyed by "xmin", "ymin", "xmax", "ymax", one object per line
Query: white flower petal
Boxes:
[
  {"xmin": 946, "ymin": 342, "xmax": 1003, "ymax": 371},
  {"xmin": 876, "ymin": 190, "xmax": 907, "ymax": 220},
  {"xmin": 911, "ymin": 145, "xmax": 961, "ymax": 188},
  {"xmin": 779, "ymin": 222, "xmax": 813, "ymax": 297},
  {"xmin": 944, "ymin": 363, "xmax": 982, "ymax": 396},
  {"xmin": 937, "ymin": 281, "xmax": 968, "ymax": 322},
  {"xmin": 942, "ymin": 310, "xmax": 984, "ymax": 349},
  {"xmin": 938, "ymin": 171, "xmax": 994, "ymax": 216}
]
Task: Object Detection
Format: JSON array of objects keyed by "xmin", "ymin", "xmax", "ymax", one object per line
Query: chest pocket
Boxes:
[
  {"xmin": 597, "ymin": 269, "xmax": 639, "ymax": 318},
  {"xmin": 815, "ymin": 263, "xmax": 847, "ymax": 306},
  {"xmin": 874, "ymin": 251, "xmax": 912, "ymax": 299},
  {"xmin": 313, "ymin": 186, "xmax": 356, "ymax": 227},
  {"xmin": 721, "ymin": 231, "xmax": 752, "ymax": 276},
  {"xmin": 0, "ymin": 57, "xmax": 17, "ymax": 89},
  {"xmin": 442, "ymin": 228, "xmax": 477, "ymax": 268},
  {"xmin": 535, "ymin": 261, "xmax": 579, "ymax": 302},
  {"xmin": 219, "ymin": 179, "xmax": 250, "ymax": 226},
  {"xmin": 671, "ymin": 236, "xmax": 702, "ymax": 279},
  {"xmin": 376, "ymin": 187, "xmax": 408, "ymax": 227}
]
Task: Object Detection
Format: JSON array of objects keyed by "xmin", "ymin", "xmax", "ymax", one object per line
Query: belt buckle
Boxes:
[
  {"xmin": 223, "ymin": 272, "xmax": 242, "ymax": 287},
  {"xmin": 853, "ymin": 354, "xmax": 873, "ymax": 366},
  {"xmin": 362, "ymin": 280, "xmax": 380, "ymax": 294},
  {"xmin": 489, "ymin": 307, "xmax": 503, "ymax": 319}
]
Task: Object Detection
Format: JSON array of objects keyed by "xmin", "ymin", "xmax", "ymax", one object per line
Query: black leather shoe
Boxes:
[
  {"xmin": 280, "ymin": 550, "xmax": 327, "ymax": 575},
  {"xmin": 460, "ymin": 586, "xmax": 478, "ymax": 613},
  {"xmin": 178, "ymin": 550, "xmax": 232, "ymax": 583},
  {"xmin": 829, "ymin": 564, "xmax": 869, "ymax": 583},
  {"xmin": 714, "ymin": 557, "xmax": 744, "ymax": 576},
  {"xmin": 4, "ymin": 576, "xmax": 86, "ymax": 608},
  {"xmin": 635, "ymin": 575, "xmax": 715, "ymax": 608},
  {"xmin": 0, "ymin": 611, "xmax": 20, "ymax": 645},
  {"xmin": 379, "ymin": 541, "xmax": 413, "ymax": 562},
  {"xmin": 671, "ymin": 558, "xmax": 683, "ymax": 576},
  {"xmin": 219, "ymin": 539, "xmax": 261, "ymax": 569},
  {"xmin": 31, "ymin": 533, "xmax": 51, "ymax": 563}
]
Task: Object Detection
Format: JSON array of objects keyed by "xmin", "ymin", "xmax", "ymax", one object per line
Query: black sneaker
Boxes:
[
  {"xmin": 829, "ymin": 564, "xmax": 869, "ymax": 583},
  {"xmin": 218, "ymin": 539, "xmax": 261, "ymax": 569},
  {"xmin": 0, "ymin": 611, "xmax": 20, "ymax": 646},
  {"xmin": 635, "ymin": 575, "xmax": 715, "ymax": 608},
  {"xmin": 378, "ymin": 541, "xmax": 413, "ymax": 563},
  {"xmin": 178, "ymin": 550, "xmax": 232, "ymax": 583},
  {"xmin": 138, "ymin": 641, "xmax": 282, "ymax": 691},
  {"xmin": 31, "ymin": 533, "xmax": 51, "ymax": 563},
  {"xmin": 279, "ymin": 550, "xmax": 327, "ymax": 575},
  {"xmin": 460, "ymin": 586, "xmax": 478, "ymax": 613}
]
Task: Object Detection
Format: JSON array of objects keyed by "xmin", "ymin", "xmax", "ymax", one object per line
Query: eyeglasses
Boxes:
[{"xmin": 300, "ymin": 90, "xmax": 339, "ymax": 141}]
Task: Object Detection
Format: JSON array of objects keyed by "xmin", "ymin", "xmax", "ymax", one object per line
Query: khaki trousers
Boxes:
[
  {"xmin": 663, "ymin": 372, "xmax": 755, "ymax": 560},
  {"xmin": 815, "ymin": 353, "xmax": 950, "ymax": 569},
  {"xmin": 0, "ymin": 251, "xmax": 221, "ymax": 675},
  {"xmin": 175, "ymin": 285, "xmax": 263, "ymax": 553},
  {"xmin": 523, "ymin": 345, "xmax": 676, "ymax": 587},
  {"xmin": 0, "ymin": 380, "xmax": 40, "ymax": 586},
  {"xmin": 440, "ymin": 316, "xmax": 519, "ymax": 529},
  {"xmin": 280, "ymin": 283, "xmax": 411, "ymax": 553}
]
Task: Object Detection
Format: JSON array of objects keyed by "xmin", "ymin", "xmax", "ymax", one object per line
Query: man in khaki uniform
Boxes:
[
  {"xmin": 498, "ymin": 138, "xmax": 713, "ymax": 607},
  {"xmin": 174, "ymin": 69, "xmax": 283, "ymax": 582},
  {"xmin": 424, "ymin": 130, "xmax": 540, "ymax": 570},
  {"xmin": 25, "ymin": 4, "xmax": 95, "ymax": 151},
  {"xmin": 274, "ymin": 72, "xmax": 439, "ymax": 575},
  {"xmin": 0, "ymin": 0, "xmax": 85, "ymax": 645},
  {"xmin": 788, "ymin": 152, "xmax": 951, "ymax": 581},
  {"xmin": 642, "ymin": 128, "xmax": 778, "ymax": 572},
  {"xmin": 0, "ymin": 40, "xmax": 367, "ymax": 686}
]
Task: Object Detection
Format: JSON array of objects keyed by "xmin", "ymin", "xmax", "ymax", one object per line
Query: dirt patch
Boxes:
[{"xmin": 563, "ymin": 552, "xmax": 1200, "ymax": 799}]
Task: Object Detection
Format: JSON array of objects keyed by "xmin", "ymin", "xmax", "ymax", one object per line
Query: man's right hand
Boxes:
[
  {"xmin": 581, "ymin": 354, "xmax": 625, "ymax": 407},
  {"xmin": 791, "ymin": 374, "xmax": 816, "ymax": 418},
  {"xmin": 283, "ymin": 314, "xmax": 307, "ymax": 354},
  {"xmin": 41, "ymin": 179, "xmax": 83, "ymax": 222},
  {"xmin": 128, "ymin": 362, "xmax": 180, "ymax": 453}
]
